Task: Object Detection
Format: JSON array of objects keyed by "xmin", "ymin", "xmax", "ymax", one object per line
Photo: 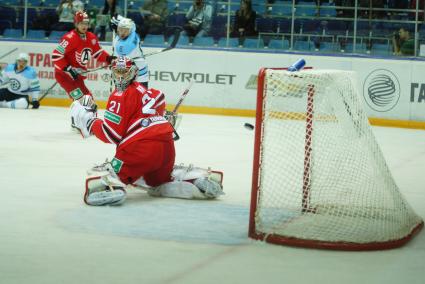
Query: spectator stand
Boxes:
[{"xmin": 0, "ymin": 0, "xmax": 422, "ymax": 57}]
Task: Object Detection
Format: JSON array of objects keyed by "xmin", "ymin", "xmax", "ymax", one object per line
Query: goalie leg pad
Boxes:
[
  {"xmin": 171, "ymin": 164, "xmax": 224, "ymax": 198},
  {"xmin": 148, "ymin": 181, "xmax": 210, "ymax": 199},
  {"xmin": 84, "ymin": 176, "xmax": 127, "ymax": 206},
  {"xmin": 193, "ymin": 177, "xmax": 224, "ymax": 198},
  {"xmin": 84, "ymin": 161, "xmax": 127, "ymax": 206},
  {"xmin": 172, "ymin": 164, "xmax": 223, "ymax": 184}
]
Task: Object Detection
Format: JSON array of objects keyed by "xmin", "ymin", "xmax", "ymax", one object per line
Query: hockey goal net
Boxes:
[{"xmin": 249, "ymin": 68, "xmax": 423, "ymax": 250}]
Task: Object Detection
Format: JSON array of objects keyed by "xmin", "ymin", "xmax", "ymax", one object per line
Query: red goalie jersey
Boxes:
[
  {"xmin": 52, "ymin": 29, "xmax": 109, "ymax": 72},
  {"xmin": 89, "ymin": 82, "xmax": 174, "ymax": 149}
]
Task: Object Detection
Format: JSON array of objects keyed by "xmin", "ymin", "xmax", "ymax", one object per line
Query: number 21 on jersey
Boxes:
[{"xmin": 109, "ymin": 101, "xmax": 121, "ymax": 113}]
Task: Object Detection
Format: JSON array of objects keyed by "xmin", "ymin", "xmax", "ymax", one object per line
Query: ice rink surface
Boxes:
[{"xmin": 0, "ymin": 107, "xmax": 424, "ymax": 284}]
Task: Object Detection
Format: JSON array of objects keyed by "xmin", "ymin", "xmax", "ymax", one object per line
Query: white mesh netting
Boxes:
[{"xmin": 253, "ymin": 69, "xmax": 423, "ymax": 248}]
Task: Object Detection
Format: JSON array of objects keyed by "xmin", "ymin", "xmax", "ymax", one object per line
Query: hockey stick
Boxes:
[
  {"xmin": 76, "ymin": 28, "xmax": 181, "ymax": 76},
  {"xmin": 36, "ymin": 81, "xmax": 58, "ymax": 104},
  {"xmin": 134, "ymin": 27, "xmax": 182, "ymax": 60},
  {"xmin": 0, "ymin": 48, "xmax": 18, "ymax": 61},
  {"xmin": 36, "ymin": 66, "xmax": 104, "ymax": 104},
  {"xmin": 167, "ymin": 80, "xmax": 195, "ymax": 141},
  {"xmin": 172, "ymin": 79, "xmax": 194, "ymax": 114}
]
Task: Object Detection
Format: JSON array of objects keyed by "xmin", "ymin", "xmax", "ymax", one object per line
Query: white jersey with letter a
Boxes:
[
  {"xmin": 0, "ymin": 64, "xmax": 40, "ymax": 99},
  {"xmin": 112, "ymin": 22, "xmax": 148, "ymax": 84}
]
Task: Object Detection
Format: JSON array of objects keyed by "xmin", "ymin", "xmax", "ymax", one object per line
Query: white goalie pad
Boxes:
[
  {"xmin": 167, "ymin": 164, "xmax": 224, "ymax": 199},
  {"xmin": 172, "ymin": 164, "xmax": 223, "ymax": 185},
  {"xmin": 148, "ymin": 181, "xmax": 207, "ymax": 199},
  {"xmin": 84, "ymin": 161, "xmax": 127, "ymax": 206},
  {"xmin": 132, "ymin": 164, "xmax": 224, "ymax": 199}
]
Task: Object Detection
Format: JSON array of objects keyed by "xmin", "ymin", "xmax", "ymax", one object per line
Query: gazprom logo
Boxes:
[{"xmin": 363, "ymin": 69, "xmax": 400, "ymax": 112}]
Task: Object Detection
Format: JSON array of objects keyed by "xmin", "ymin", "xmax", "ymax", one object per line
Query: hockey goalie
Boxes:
[{"xmin": 70, "ymin": 56, "xmax": 224, "ymax": 205}]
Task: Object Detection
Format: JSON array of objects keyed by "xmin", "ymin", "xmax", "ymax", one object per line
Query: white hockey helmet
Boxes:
[
  {"xmin": 117, "ymin": 18, "xmax": 134, "ymax": 30},
  {"xmin": 16, "ymin": 53, "xmax": 29, "ymax": 62}
]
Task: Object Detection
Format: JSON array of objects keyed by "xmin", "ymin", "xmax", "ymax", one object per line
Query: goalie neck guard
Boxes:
[{"xmin": 111, "ymin": 56, "xmax": 138, "ymax": 91}]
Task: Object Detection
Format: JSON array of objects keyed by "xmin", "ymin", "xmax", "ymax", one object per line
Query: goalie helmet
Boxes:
[
  {"xmin": 74, "ymin": 11, "xmax": 89, "ymax": 24},
  {"xmin": 111, "ymin": 56, "xmax": 138, "ymax": 91}
]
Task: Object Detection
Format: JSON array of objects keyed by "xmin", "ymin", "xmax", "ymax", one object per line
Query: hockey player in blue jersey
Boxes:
[
  {"xmin": 0, "ymin": 53, "xmax": 40, "ymax": 109},
  {"xmin": 111, "ymin": 15, "xmax": 149, "ymax": 88}
]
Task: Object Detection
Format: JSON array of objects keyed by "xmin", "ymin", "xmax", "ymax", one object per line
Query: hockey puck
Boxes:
[{"xmin": 244, "ymin": 123, "xmax": 254, "ymax": 130}]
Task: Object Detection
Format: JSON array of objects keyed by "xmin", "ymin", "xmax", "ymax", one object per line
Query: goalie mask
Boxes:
[{"xmin": 111, "ymin": 56, "xmax": 138, "ymax": 91}]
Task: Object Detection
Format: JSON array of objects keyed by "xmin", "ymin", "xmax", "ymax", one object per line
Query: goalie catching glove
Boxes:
[{"xmin": 70, "ymin": 100, "xmax": 97, "ymax": 138}]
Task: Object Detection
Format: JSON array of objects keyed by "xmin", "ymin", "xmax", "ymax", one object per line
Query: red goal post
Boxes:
[{"xmin": 249, "ymin": 67, "xmax": 423, "ymax": 250}]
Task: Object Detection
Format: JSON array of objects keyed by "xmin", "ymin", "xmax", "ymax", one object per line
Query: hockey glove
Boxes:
[
  {"xmin": 70, "ymin": 100, "xmax": 97, "ymax": 138},
  {"xmin": 64, "ymin": 65, "xmax": 80, "ymax": 80},
  {"xmin": 110, "ymin": 14, "xmax": 123, "ymax": 32},
  {"xmin": 165, "ymin": 111, "xmax": 177, "ymax": 127},
  {"xmin": 31, "ymin": 99, "xmax": 40, "ymax": 109},
  {"xmin": 165, "ymin": 110, "xmax": 182, "ymax": 129}
]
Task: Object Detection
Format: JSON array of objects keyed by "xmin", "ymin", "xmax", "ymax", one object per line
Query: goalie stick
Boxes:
[
  {"xmin": 168, "ymin": 80, "xmax": 195, "ymax": 141},
  {"xmin": 172, "ymin": 79, "xmax": 194, "ymax": 114}
]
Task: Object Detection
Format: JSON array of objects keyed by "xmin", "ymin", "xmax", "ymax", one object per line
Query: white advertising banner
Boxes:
[{"xmin": 1, "ymin": 40, "xmax": 425, "ymax": 121}]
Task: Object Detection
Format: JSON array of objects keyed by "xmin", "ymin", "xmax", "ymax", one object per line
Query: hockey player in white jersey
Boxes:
[
  {"xmin": 111, "ymin": 15, "xmax": 149, "ymax": 88},
  {"xmin": 0, "ymin": 53, "xmax": 40, "ymax": 109}
]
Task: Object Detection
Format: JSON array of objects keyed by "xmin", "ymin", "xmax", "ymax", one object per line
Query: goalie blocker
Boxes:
[{"xmin": 85, "ymin": 162, "xmax": 224, "ymax": 206}]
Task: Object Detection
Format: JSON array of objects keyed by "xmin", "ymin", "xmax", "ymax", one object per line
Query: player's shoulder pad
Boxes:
[
  {"xmin": 64, "ymin": 30, "xmax": 76, "ymax": 40},
  {"xmin": 147, "ymin": 88, "xmax": 162, "ymax": 97},
  {"xmin": 86, "ymin": 32, "xmax": 99, "ymax": 44},
  {"xmin": 134, "ymin": 82, "xmax": 148, "ymax": 94},
  {"xmin": 24, "ymin": 66, "xmax": 38, "ymax": 79}
]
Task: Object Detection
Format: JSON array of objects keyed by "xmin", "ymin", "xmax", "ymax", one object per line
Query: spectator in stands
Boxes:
[
  {"xmin": 94, "ymin": 0, "xmax": 118, "ymax": 41},
  {"xmin": 392, "ymin": 27, "xmax": 415, "ymax": 56},
  {"xmin": 52, "ymin": 0, "xmax": 84, "ymax": 32},
  {"xmin": 232, "ymin": 0, "xmax": 257, "ymax": 39},
  {"xmin": 183, "ymin": 0, "xmax": 213, "ymax": 40},
  {"xmin": 32, "ymin": 8, "xmax": 58, "ymax": 37},
  {"xmin": 139, "ymin": 0, "xmax": 169, "ymax": 41}
]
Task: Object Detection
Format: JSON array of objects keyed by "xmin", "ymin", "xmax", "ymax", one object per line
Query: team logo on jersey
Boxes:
[
  {"xmin": 9, "ymin": 78, "xmax": 21, "ymax": 91},
  {"xmin": 75, "ymin": 48, "xmax": 92, "ymax": 66},
  {"xmin": 111, "ymin": 157, "xmax": 123, "ymax": 173},
  {"xmin": 141, "ymin": 118, "xmax": 151, "ymax": 127},
  {"xmin": 105, "ymin": 110, "xmax": 122, "ymax": 124}
]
